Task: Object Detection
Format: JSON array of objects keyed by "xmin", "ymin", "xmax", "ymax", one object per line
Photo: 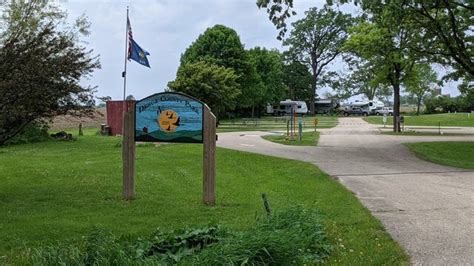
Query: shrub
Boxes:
[{"xmin": 5, "ymin": 123, "xmax": 49, "ymax": 145}]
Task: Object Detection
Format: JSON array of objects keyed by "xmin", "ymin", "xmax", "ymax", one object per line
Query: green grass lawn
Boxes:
[
  {"xmin": 0, "ymin": 131, "xmax": 407, "ymax": 264},
  {"xmin": 381, "ymin": 131, "xmax": 474, "ymax": 137},
  {"xmin": 218, "ymin": 115, "xmax": 338, "ymax": 132},
  {"xmin": 262, "ymin": 131, "xmax": 320, "ymax": 146},
  {"xmin": 406, "ymin": 141, "xmax": 474, "ymax": 169},
  {"xmin": 364, "ymin": 113, "xmax": 474, "ymax": 127}
]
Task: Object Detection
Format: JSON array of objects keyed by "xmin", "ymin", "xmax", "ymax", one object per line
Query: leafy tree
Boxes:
[
  {"xmin": 258, "ymin": 0, "xmax": 473, "ymax": 80},
  {"xmin": 405, "ymin": 64, "xmax": 438, "ymax": 115},
  {"xmin": 335, "ymin": 57, "xmax": 392, "ymax": 101},
  {"xmin": 343, "ymin": 2, "xmax": 422, "ymax": 132},
  {"xmin": 283, "ymin": 61, "xmax": 313, "ymax": 101},
  {"xmin": 457, "ymin": 79, "xmax": 474, "ymax": 111},
  {"xmin": 167, "ymin": 61, "xmax": 240, "ymax": 117},
  {"xmin": 366, "ymin": 0, "xmax": 473, "ymax": 79},
  {"xmin": 0, "ymin": 1, "xmax": 100, "ymax": 145},
  {"xmin": 283, "ymin": 6, "xmax": 353, "ymax": 114},
  {"xmin": 424, "ymin": 94, "xmax": 470, "ymax": 113},
  {"xmin": 179, "ymin": 25, "xmax": 262, "ymax": 111},
  {"xmin": 247, "ymin": 47, "xmax": 286, "ymax": 114}
]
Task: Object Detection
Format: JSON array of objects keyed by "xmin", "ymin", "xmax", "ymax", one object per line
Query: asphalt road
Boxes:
[{"xmin": 217, "ymin": 117, "xmax": 474, "ymax": 265}]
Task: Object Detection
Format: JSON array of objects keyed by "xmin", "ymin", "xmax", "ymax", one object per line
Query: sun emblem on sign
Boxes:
[{"xmin": 158, "ymin": 110, "xmax": 180, "ymax": 133}]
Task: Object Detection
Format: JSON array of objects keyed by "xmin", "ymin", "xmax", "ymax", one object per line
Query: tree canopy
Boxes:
[
  {"xmin": 247, "ymin": 47, "xmax": 286, "ymax": 109},
  {"xmin": 0, "ymin": 1, "xmax": 100, "ymax": 145},
  {"xmin": 282, "ymin": 5, "xmax": 353, "ymax": 114},
  {"xmin": 168, "ymin": 61, "xmax": 240, "ymax": 116},
  {"xmin": 257, "ymin": 0, "xmax": 473, "ymax": 81},
  {"xmin": 178, "ymin": 24, "xmax": 262, "ymax": 110}
]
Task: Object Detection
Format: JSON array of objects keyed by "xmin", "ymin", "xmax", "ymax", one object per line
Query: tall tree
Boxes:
[
  {"xmin": 247, "ymin": 47, "xmax": 286, "ymax": 115},
  {"xmin": 167, "ymin": 61, "xmax": 240, "ymax": 117},
  {"xmin": 0, "ymin": 1, "xmax": 100, "ymax": 145},
  {"xmin": 344, "ymin": 3, "xmax": 420, "ymax": 132},
  {"xmin": 405, "ymin": 64, "xmax": 439, "ymax": 115},
  {"xmin": 179, "ymin": 25, "xmax": 263, "ymax": 111},
  {"xmin": 282, "ymin": 6, "xmax": 353, "ymax": 115}
]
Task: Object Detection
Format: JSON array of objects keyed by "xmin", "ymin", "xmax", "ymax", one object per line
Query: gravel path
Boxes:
[{"xmin": 217, "ymin": 117, "xmax": 474, "ymax": 265}]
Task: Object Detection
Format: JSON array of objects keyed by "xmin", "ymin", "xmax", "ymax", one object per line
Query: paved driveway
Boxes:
[{"xmin": 217, "ymin": 117, "xmax": 474, "ymax": 265}]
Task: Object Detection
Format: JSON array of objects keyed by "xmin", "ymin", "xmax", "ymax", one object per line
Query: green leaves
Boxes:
[
  {"xmin": 170, "ymin": 25, "xmax": 283, "ymax": 115},
  {"xmin": 168, "ymin": 61, "xmax": 240, "ymax": 116},
  {"xmin": 247, "ymin": 47, "xmax": 286, "ymax": 106},
  {"xmin": 0, "ymin": 1, "xmax": 99, "ymax": 145}
]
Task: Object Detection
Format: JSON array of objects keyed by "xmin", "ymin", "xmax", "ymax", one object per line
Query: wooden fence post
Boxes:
[
  {"xmin": 203, "ymin": 105, "xmax": 216, "ymax": 205},
  {"xmin": 123, "ymin": 101, "xmax": 136, "ymax": 200}
]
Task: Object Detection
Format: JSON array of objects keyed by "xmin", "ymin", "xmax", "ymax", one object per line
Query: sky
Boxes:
[{"xmin": 60, "ymin": 0, "xmax": 460, "ymax": 103}]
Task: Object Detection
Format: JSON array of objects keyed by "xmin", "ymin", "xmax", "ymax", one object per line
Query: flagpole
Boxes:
[{"xmin": 122, "ymin": 6, "xmax": 129, "ymax": 135}]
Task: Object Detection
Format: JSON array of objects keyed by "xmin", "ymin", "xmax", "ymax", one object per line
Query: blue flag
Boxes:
[
  {"xmin": 127, "ymin": 17, "xmax": 150, "ymax": 68},
  {"xmin": 129, "ymin": 39, "xmax": 150, "ymax": 68}
]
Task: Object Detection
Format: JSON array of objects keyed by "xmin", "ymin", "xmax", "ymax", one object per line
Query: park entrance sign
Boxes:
[
  {"xmin": 122, "ymin": 92, "xmax": 216, "ymax": 205},
  {"xmin": 135, "ymin": 92, "xmax": 204, "ymax": 143}
]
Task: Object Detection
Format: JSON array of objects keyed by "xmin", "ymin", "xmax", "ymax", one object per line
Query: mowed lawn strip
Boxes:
[
  {"xmin": 0, "ymin": 132, "xmax": 407, "ymax": 264},
  {"xmin": 406, "ymin": 141, "xmax": 474, "ymax": 169},
  {"xmin": 218, "ymin": 115, "xmax": 338, "ymax": 132},
  {"xmin": 262, "ymin": 131, "xmax": 320, "ymax": 146},
  {"xmin": 364, "ymin": 113, "xmax": 474, "ymax": 127}
]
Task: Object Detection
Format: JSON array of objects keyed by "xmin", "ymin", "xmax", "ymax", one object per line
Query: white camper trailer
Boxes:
[
  {"xmin": 344, "ymin": 100, "xmax": 384, "ymax": 115},
  {"xmin": 267, "ymin": 100, "xmax": 308, "ymax": 115}
]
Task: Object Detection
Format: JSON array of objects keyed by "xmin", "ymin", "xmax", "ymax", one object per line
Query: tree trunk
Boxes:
[
  {"xmin": 393, "ymin": 82, "xmax": 401, "ymax": 132},
  {"xmin": 310, "ymin": 68, "xmax": 317, "ymax": 115},
  {"xmin": 251, "ymin": 106, "xmax": 255, "ymax": 118}
]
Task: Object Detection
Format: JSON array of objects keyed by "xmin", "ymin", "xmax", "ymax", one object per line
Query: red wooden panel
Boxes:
[{"xmin": 106, "ymin": 101, "xmax": 136, "ymax": 135}]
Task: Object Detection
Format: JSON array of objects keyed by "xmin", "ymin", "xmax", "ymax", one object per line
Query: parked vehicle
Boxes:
[
  {"xmin": 375, "ymin": 107, "xmax": 393, "ymax": 116},
  {"xmin": 267, "ymin": 100, "xmax": 308, "ymax": 115},
  {"xmin": 343, "ymin": 100, "xmax": 384, "ymax": 115},
  {"xmin": 342, "ymin": 107, "xmax": 369, "ymax": 116}
]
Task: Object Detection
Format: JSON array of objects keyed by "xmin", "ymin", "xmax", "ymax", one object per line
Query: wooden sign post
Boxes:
[
  {"xmin": 123, "ymin": 92, "xmax": 216, "ymax": 205},
  {"xmin": 203, "ymin": 106, "xmax": 216, "ymax": 205},
  {"xmin": 123, "ymin": 101, "xmax": 136, "ymax": 200}
]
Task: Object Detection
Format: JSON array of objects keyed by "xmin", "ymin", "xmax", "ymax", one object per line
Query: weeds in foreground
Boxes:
[{"xmin": 17, "ymin": 206, "xmax": 331, "ymax": 265}]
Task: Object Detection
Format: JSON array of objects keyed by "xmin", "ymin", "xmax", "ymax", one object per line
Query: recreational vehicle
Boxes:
[
  {"xmin": 266, "ymin": 100, "xmax": 308, "ymax": 115},
  {"xmin": 343, "ymin": 100, "xmax": 384, "ymax": 115}
]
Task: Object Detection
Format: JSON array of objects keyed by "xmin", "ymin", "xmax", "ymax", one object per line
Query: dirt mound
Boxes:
[{"xmin": 50, "ymin": 108, "xmax": 107, "ymax": 131}]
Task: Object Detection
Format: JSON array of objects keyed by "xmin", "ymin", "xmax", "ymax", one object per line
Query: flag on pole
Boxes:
[{"xmin": 127, "ymin": 17, "xmax": 151, "ymax": 68}]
